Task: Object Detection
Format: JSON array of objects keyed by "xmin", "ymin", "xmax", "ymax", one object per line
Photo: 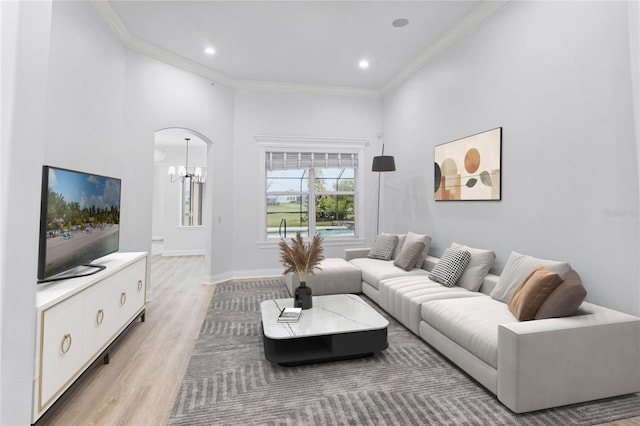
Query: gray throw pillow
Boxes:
[
  {"xmin": 393, "ymin": 241, "xmax": 426, "ymax": 271},
  {"xmin": 367, "ymin": 234, "xmax": 398, "ymax": 261},
  {"xmin": 428, "ymin": 248, "xmax": 471, "ymax": 287},
  {"xmin": 534, "ymin": 269, "xmax": 587, "ymax": 319}
]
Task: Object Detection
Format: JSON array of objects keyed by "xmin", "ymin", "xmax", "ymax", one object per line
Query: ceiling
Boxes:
[{"xmin": 95, "ymin": 1, "xmax": 505, "ymax": 95}]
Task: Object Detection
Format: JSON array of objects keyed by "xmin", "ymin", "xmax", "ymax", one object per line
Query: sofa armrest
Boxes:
[
  {"xmin": 497, "ymin": 303, "xmax": 640, "ymax": 413},
  {"xmin": 345, "ymin": 248, "xmax": 370, "ymax": 261}
]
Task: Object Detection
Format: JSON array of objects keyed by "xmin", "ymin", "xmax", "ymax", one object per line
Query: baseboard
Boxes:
[
  {"xmin": 162, "ymin": 249, "xmax": 205, "ymax": 257},
  {"xmin": 206, "ymin": 268, "xmax": 283, "ymax": 285}
]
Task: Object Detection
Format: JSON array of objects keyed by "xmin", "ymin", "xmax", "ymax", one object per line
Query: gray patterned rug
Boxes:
[{"xmin": 169, "ymin": 279, "xmax": 640, "ymax": 425}]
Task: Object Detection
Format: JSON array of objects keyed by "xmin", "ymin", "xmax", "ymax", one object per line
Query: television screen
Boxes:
[{"xmin": 38, "ymin": 166, "xmax": 121, "ymax": 283}]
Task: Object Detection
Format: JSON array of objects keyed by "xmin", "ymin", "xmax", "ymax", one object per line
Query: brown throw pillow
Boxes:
[
  {"xmin": 534, "ymin": 269, "xmax": 587, "ymax": 319},
  {"xmin": 393, "ymin": 241, "xmax": 426, "ymax": 271},
  {"xmin": 508, "ymin": 266, "xmax": 564, "ymax": 321}
]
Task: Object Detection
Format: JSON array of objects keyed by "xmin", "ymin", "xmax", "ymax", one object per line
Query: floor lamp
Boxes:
[{"xmin": 372, "ymin": 144, "xmax": 396, "ymax": 235}]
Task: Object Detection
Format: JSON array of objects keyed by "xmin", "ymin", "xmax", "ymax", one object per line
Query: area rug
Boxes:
[{"xmin": 169, "ymin": 279, "xmax": 640, "ymax": 425}]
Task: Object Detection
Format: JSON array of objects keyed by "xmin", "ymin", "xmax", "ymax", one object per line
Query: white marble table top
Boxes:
[{"xmin": 261, "ymin": 294, "xmax": 389, "ymax": 340}]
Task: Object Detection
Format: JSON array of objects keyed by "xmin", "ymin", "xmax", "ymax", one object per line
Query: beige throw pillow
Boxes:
[
  {"xmin": 404, "ymin": 232, "xmax": 432, "ymax": 268},
  {"xmin": 393, "ymin": 241, "xmax": 426, "ymax": 271},
  {"xmin": 508, "ymin": 266, "xmax": 564, "ymax": 321}
]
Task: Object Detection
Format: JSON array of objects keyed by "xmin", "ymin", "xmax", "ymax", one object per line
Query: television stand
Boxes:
[{"xmin": 32, "ymin": 252, "xmax": 148, "ymax": 423}]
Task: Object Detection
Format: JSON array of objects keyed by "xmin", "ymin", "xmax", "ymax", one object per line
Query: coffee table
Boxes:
[{"xmin": 260, "ymin": 294, "xmax": 388, "ymax": 366}]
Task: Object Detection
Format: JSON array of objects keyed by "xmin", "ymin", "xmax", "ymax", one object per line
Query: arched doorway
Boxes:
[{"xmin": 152, "ymin": 128, "xmax": 212, "ymax": 257}]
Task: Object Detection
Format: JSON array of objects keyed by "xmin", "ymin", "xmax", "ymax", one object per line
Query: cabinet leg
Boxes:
[
  {"xmin": 141, "ymin": 310, "xmax": 146, "ymax": 323},
  {"xmin": 103, "ymin": 352, "xmax": 110, "ymax": 365}
]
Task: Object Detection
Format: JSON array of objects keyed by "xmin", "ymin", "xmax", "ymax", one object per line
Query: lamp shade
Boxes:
[{"xmin": 372, "ymin": 155, "xmax": 396, "ymax": 172}]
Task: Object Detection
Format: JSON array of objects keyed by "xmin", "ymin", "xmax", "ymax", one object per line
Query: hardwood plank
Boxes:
[{"xmin": 37, "ymin": 255, "xmax": 215, "ymax": 425}]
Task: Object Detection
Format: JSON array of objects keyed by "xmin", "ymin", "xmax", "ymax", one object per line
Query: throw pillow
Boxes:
[
  {"xmin": 490, "ymin": 251, "xmax": 571, "ymax": 303},
  {"xmin": 450, "ymin": 242, "xmax": 496, "ymax": 292},
  {"xmin": 393, "ymin": 241, "xmax": 426, "ymax": 271},
  {"xmin": 534, "ymin": 269, "xmax": 587, "ymax": 319},
  {"xmin": 508, "ymin": 266, "xmax": 564, "ymax": 321},
  {"xmin": 404, "ymin": 232, "xmax": 432, "ymax": 268},
  {"xmin": 428, "ymin": 248, "xmax": 471, "ymax": 287},
  {"xmin": 367, "ymin": 234, "xmax": 398, "ymax": 261},
  {"xmin": 391, "ymin": 234, "xmax": 407, "ymax": 260}
]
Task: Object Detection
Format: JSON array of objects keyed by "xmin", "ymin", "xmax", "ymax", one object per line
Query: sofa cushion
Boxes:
[
  {"xmin": 367, "ymin": 234, "xmax": 398, "ymax": 260},
  {"xmin": 404, "ymin": 232, "xmax": 432, "ymax": 268},
  {"xmin": 428, "ymin": 248, "xmax": 471, "ymax": 287},
  {"xmin": 534, "ymin": 268, "xmax": 587, "ymax": 319},
  {"xmin": 450, "ymin": 242, "xmax": 496, "ymax": 292},
  {"xmin": 490, "ymin": 251, "xmax": 571, "ymax": 303},
  {"xmin": 507, "ymin": 266, "xmax": 564, "ymax": 321},
  {"xmin": 421, "ymin": 296, "xmax": 518, "ymax": 368},
  {"xmin": 349, "ymin": 258, "xmax": 428, "ymax": 290},
  {"xmin": 379, "ymin": 276, "xmax": 483, "ymax": 334},
  {"xmin": 393, "ymin": 241, "xmax": 425, "ymax": 271}
]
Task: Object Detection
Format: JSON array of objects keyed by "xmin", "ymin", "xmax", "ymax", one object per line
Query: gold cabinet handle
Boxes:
[
  {"xmin": 96, "ymin": 309, "xmax": 104, "ymax": 326},
  {"xmin": 120, "ymin": 292, "xmax": 127, "ymax": 306},
  {"xmin": 60, "ymin": 333, "xmax": 72, "ymax": 354},
  {"xmin": 137, "ymin": 280, "xmax": 143, "ymax": 292}
]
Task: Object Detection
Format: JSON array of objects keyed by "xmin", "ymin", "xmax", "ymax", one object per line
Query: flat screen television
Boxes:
[{"xmin": 37, "ymin": 166, "xmax": 121, "ymax": 283}]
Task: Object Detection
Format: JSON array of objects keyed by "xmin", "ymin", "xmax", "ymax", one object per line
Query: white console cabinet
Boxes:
[{"xmin": 32, "ymin": 252, "xmax": 148, "ymax": 423}]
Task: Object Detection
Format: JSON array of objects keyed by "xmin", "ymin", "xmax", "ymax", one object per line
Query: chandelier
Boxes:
[{"xmin": 168, "ymin": 137, "xmax": 206, "ymax": 183}]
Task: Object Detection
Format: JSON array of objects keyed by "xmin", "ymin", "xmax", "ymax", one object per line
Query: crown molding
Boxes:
[
  {"xmin": 236, "ymin": 79, "xmax": 379, "ymax": 97},
  {"xmin": 380, "ymin": 0, "xmax": 509, "ymax": 94},
  {"xmin": 92, "ymin": 0, "xmax": 506, "ymax": 98}
]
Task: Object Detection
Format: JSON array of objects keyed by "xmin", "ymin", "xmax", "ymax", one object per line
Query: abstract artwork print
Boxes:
[{"xmin": 434, "ymin": 127, "xmax": 502, "ymax": 201}]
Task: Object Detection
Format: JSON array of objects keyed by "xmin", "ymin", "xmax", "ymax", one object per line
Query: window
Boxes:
[
  {"xmin": 265, "ymin": 151, "xmax": 358, "ymax": 239},
  {"xmin": 181, "ymin": 176, "xmax": 204, "ymax": 226}
]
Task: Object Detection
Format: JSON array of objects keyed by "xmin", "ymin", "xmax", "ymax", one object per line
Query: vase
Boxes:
[{"xmin": 294, "ymin": 281, "xmax": 313, "ymax": 310}]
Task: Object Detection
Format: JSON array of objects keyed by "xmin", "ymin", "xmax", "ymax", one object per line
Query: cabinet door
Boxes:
[
  {"xmin": 114, "ymin": 259, "xmax": 146, "ymax": 329},
  {"xmin": 39, "ymin": 295, "xmax": 85, "ymax": 411},
  {"xmin": 82, "ymin": 277, "xmax": 120, "ymax": 361}
]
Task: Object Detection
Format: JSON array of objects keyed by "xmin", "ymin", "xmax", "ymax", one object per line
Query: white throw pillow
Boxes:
[
  {"xmin": 404, "ymin": 232, "xmax": 432, "ymax": 268},
  {"xmin": 490, "ymin": 251, "xmax": 571, "ymax": 302},
  {"xmin": 450, "ymin": 242, "xmax": 496, "ymax": 292}
]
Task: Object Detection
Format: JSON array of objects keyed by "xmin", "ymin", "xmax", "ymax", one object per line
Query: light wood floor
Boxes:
[
  {"xmin": 38, "ymin": 255, "xmax": 216, "ymax": 425},
  {"xmin": 37, "ymin": 255, "xmax": 640, "ymax": 425}
]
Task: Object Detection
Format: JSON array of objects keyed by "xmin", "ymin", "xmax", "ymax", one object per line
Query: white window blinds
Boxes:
[{"xmin": 266, "ymin": 152, "xmax": 358, "ymax": 171}]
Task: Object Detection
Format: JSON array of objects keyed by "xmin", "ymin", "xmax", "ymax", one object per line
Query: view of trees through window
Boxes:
[{"xmin": 266, "ymin": 167, "xmax": 355, "ymax": 239}]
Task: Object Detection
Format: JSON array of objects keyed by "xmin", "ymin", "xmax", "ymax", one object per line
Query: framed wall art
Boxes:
[{"xmin": 434, "ymin": 127, "xmax": 502, "ymax": 201}]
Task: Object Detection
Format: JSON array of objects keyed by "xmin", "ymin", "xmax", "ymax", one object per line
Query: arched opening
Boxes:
[{"xmin": 152, "ymin": 128, "xmax": 213, "ymax": 258}]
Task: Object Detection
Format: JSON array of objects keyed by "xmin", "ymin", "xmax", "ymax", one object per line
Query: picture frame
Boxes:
[{"xmin": 434, "ymin": 127, "xmax": 502, "ymax": 201}]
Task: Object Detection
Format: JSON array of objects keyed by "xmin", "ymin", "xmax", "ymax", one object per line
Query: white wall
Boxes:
[
  {"xmin": 1, "ymin": 1, "xmax": 52, "ymax": 423},
  {"xmin": 124, "ymin": 53, "xmax": 236, "ymax": 282},
  {"xmin": 382, "ymin": 1, "xmax": 640, "ymax": 315},
  {"xmin": 225, "ymin": 89, "xmax": 382, "ymax": 281}
]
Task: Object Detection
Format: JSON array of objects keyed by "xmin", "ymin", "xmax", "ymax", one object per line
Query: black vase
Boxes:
[{"xmin": 294, "ymin": 282, "xmax": 313, "ymax": 310}]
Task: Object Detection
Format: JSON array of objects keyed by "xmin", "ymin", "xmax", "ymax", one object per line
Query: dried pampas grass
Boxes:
[{"xmin": 279, "ymin": 232, "xmax": 324, "ymax": 283}]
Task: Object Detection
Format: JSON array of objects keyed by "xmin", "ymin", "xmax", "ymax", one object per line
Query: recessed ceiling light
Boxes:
[
  {"xmin": 204, "ymin": 47, "xmax": 216, "ymax": 55},
  {"xmin": 392, "ymin": 18, "xmax": 409, "ymax": 28},
  {"xmin": 358, "ymin": 59, "xmax": 369, "ymax": 69}
]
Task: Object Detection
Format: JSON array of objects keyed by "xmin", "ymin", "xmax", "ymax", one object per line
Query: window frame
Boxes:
[{"xmin": 257, "ymin": 135, "xmax": 368, "ymax": 246}]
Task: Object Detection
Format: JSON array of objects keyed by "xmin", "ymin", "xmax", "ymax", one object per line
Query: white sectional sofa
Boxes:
[{"xmin": 345, "ymin": 246, "xmax": 640, "ymax": 414}]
